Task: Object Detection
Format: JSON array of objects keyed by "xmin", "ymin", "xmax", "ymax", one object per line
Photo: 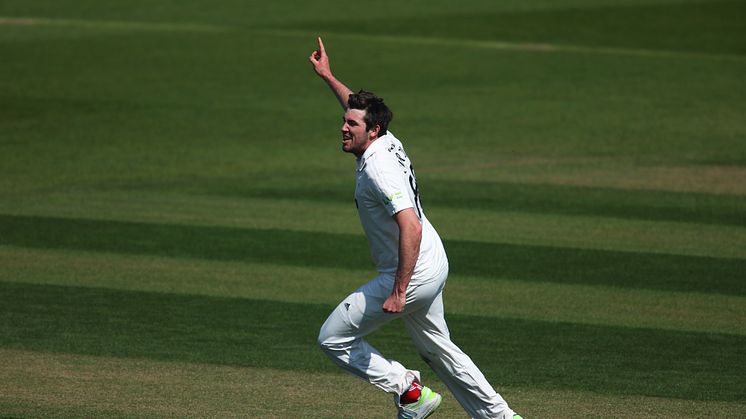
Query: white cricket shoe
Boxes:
[{"xmin": 396, "ymin": 386, "xmax": 442, "ymax": 419}]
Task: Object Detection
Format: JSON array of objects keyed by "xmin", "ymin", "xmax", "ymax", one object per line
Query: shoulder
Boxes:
[{"xmin": 364, "ymin": 140, "xmax": 400, "ymax": 175}]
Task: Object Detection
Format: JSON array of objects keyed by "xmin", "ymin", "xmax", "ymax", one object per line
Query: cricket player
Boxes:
[{"xmin": 310, "ymin": 37, "xmax": 522, "ymax": 419}]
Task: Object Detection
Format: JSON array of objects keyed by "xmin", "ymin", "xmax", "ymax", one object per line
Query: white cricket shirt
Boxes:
[{"xmin": 354, "ymin": 131, "xmax": 448, "ymax": 281}]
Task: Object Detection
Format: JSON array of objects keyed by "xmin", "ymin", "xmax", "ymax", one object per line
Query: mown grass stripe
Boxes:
[
  {"xmin": 270, "ymin": 0, "xmax": 746, "ymax": 60},
  {"xmin": 0, "ymin": 214, "xmax": 742, "ymax": 295},
  {"xmin": 217, "ymin": 178, "xmax": 745, "ymax": 227},
  {"xmin": 1, "ymin": 281, "xmax": 743, "ymax": 402},
  {"xmin": 2, "ymin": 348, "xmax": 744, "ymax": 418},
  {"xmin": 0, "ymin": 348, "xmax": 405, "ymax": 419},
  {"xmin": 429, "ymin": 179, "xmax": 746, "ymax": 226},
  {"xmin": 3, "ymin": 246, "xmax": 742, "ymax": 336},
  {"xmin": 0, "ymin": 16, "xmax": 227, "ymax": 32},
  {"xmin": 4, "ymin": 190, "xmax": 742, "ymax": 259},
  {"xmin": 261, "ymin": 28, "xmax": 746, "ymax": 63}
]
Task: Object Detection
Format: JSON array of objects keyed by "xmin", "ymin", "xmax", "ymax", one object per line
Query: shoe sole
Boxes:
[{"xmin": 421, "ymin": 394, "xmax": 442, "ymax": 419}]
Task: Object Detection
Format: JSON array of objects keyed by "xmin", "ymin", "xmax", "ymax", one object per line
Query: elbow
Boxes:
[
  {"xmin": 395, "ymin": 208, "xmax": 423, "ymax": 243},
  {"xmin": 408, "ymin": 219, "xmax": 423, "ymax": 245},
  {"xmin": 413, "ymin": 221, "xmax": 423, "ymax": 241}
]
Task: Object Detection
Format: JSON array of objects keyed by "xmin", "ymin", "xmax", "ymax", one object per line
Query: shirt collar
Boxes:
[{"xmin": 356, "ymin": 133, "xmax": 390, "ymax": 172}]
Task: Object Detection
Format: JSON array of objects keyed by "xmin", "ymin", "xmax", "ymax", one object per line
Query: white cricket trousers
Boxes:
[{"xmin": 318, "ymin": 269, "xmax": 514, "ymax": 419}]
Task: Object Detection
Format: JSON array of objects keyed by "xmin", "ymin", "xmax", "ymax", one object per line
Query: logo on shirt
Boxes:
[{"xmin": 384, "ymin": 191, "xmax": 404, "ymax": 205}]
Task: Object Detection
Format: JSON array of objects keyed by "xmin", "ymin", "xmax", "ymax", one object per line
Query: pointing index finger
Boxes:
[{"xmin": 317, "ymin": 36, "xmax": 326, "ymax": 55}]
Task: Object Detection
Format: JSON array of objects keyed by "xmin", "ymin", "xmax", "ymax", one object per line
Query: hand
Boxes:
[
  {"xmin": 382, "ymin": 291, "xmax": 406, "ymax": 314},
  {"xmin": 309, "ymin": 36, "xmax": 332, "ymax": 78}
]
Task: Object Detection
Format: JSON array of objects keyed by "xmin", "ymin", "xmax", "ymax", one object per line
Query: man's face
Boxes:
[{"xmin": 341, "ymin": 108, "xmax": 377, "ymax": 157}]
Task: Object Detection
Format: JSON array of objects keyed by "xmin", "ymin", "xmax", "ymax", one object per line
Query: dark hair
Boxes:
[{"xmin": 347, "ymin": 90, "xmax": 393, "ymax": 136}]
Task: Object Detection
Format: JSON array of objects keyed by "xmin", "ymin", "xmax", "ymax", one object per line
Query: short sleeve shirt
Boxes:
[{"xmin": 354, "ymin": 132, "xmax": 448, "ymax": 279}]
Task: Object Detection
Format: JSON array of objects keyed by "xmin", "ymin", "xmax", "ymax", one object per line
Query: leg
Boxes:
[
  {"xmin": 403, "ymin": 288, "xmax": 514, "ymax": 419},
  {"xmin": 318, "ymin": 274, "xmax": 420, "ymax": 395}
]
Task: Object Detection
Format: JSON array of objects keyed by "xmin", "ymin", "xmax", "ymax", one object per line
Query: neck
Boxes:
[{"xmin": 354, "ymin": 137, "xmax": 378, "ymax": 158}]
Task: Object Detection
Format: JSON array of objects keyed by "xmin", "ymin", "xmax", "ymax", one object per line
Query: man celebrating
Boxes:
[{"xmin": 310, "ymin": 37, "xmax": 522, "ymax": 419}]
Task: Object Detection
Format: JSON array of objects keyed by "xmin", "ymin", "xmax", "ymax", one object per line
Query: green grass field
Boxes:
[{"xmin": 1, "ymin": 0, "xmax": 745, "ymax": 417}]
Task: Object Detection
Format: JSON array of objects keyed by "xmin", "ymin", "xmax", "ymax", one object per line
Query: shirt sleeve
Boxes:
[{"xmin": 369, "ymin": 161, "xmax": 414, "ymax": 216}]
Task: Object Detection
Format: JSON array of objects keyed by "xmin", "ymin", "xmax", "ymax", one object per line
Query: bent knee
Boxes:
[
  {"xmin": 317, "ymin": 329, "xmax": 340, "ymax": 353},
  {"xmin": 317, "ymin": 331, "xmax": 331, "ymax": 351},
  {"xmin": 317, "ymin": 329, "xmax": 355, "ymax": 356}
]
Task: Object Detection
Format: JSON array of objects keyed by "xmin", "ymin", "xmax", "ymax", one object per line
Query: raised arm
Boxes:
[{"xmin": 309, "ymin": 37, "xmax": 354, "ymax": 110}]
